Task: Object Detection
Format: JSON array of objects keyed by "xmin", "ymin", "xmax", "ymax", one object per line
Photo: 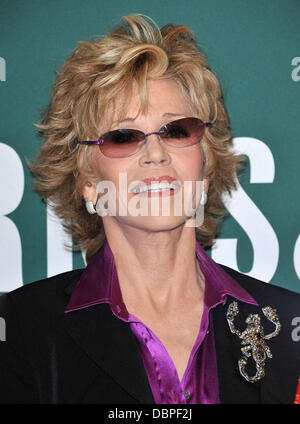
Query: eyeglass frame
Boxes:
[{"xmin": 77, "ymin": 117, "xmax": 213, "ymax": 157}]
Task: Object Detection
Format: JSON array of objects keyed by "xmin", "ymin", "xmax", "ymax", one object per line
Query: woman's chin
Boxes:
[{"xmin": 111, "ymin": 214, "xmax": 189, "ymax": 233}]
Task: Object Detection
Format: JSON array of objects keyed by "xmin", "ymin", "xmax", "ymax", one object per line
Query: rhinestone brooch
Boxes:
[{"xmin": 226, "ymin": 301, "xmax": 281, "ymax": 383}]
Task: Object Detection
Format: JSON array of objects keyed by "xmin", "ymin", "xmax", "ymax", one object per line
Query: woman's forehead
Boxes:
[{"xmin": 104, "ymin": 79, "xmax": 194, "ymax": 127}]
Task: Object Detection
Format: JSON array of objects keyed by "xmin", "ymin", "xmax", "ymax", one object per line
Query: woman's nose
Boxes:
[{"xmin": 139, "ymin": 133, "xmax": 171, "ymax": 166}]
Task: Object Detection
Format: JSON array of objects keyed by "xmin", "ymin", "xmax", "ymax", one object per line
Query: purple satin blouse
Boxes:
[{"xmin": 65, "ymin": 240, "xmax": 257, "ymax": 404}]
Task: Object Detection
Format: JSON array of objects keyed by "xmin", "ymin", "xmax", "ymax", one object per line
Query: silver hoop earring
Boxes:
[
  {"xmin": 85, "ymin": 200, "xmax": 97, "ymax": 214},
  {"xmin": 200, "ymin": 191, "xmax": 207, "ymax": 206}
]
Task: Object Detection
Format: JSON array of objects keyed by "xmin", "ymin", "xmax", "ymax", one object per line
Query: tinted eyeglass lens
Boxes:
[
  {"xmin": 99, "ymin": 117, "xmax": 206, "ymax": 158},
  {"xmin": 161, "ymin": 118, "xmax": 205, "ymax": 147},
  {"xmin": 101, "ymin": 129, "xmax": 144, "ymax": 158}
]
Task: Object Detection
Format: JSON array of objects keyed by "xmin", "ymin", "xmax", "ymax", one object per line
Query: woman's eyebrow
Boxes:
[
  {"xmin": 162, "ymin": 112, "xmax": 185, "ymax": 119},
  {"xmin": 113, "ymin": 112, "xmax": 185, "ymax": 126}
]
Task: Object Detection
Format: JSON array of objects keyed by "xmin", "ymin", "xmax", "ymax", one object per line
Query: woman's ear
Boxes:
[{"xmin": 82, "ymin": 182, "xmax": 98, "ymax": 205}]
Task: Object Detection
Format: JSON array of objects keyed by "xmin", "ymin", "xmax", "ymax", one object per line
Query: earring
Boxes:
[
  {"xmin": 200, "ymin": 191, "xmax": 207, "ymax": 206},
  {"xmin": 85, "ymin": 200, "xmax": 97, "ymax": 214}
]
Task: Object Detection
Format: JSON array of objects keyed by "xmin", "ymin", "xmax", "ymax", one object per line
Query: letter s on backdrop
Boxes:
[{"xmin": 212, "ymin": 137, "xmax": 279, "ymax": 282}]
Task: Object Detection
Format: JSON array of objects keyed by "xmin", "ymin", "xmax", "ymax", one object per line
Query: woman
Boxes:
[{"xmin": 0, "ymin": 15, "xmax": 299, "ymax": 404}]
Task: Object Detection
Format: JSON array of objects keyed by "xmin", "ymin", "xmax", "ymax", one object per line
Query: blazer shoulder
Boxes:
[
  {"xmin": 0, "ymin": 268, "xmax": 84, "ymax": 317},
  {"xmin": 219, "ymin": 264, "xmax": 300, "ymax": 309}
]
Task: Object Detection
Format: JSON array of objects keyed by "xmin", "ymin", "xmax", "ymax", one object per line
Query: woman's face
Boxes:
[{"xmin": 89, "ymin": 78, "xmax": 207, "ymax": 232}]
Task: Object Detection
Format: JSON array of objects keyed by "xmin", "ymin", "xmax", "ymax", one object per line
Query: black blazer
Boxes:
[{"xmin": 0, "ymin": 265, "xmax": 299, "ymax": 404}]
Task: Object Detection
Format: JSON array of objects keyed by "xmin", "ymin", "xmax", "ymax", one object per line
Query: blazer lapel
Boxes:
[
  {"xmin": 259, "ymin": 312, "xmax": 299, "ymax": 404},
  {"xmin": 60, "ymin": 301, "xmax": 154, "ymax": 404}
]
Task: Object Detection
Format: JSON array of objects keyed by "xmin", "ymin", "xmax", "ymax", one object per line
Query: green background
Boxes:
[{"xmin": 0, "ymin": 0, "xmax": 299, "ymax": 293}]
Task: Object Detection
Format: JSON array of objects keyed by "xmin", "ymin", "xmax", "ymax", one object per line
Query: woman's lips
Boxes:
[
  {"xmin": 141, "ymin": 175, "xmax": 177, "ymax": 185},
  {"xmin": 130, "ymin": 175, "xmax": 181, "ymax": 196}
]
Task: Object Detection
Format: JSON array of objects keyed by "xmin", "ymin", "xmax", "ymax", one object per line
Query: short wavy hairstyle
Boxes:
[{"xmin": 29, "ymin": 14, "xmax": 242, "ymax": 262}]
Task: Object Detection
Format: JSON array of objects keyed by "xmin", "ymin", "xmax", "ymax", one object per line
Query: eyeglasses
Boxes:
[{"xmin": 77, "ymin": 117, "xmax": 212, "ymax": 158}]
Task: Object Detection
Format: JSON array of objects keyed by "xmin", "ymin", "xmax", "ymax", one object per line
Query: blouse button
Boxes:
[{"xmin": 184, "ymin": 390, "xmax": 191, "ymax": 401}]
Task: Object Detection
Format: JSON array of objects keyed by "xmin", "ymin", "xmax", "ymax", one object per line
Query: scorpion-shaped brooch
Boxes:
[{"xmin": 226, "ymin": 301, "xmax": 281, "ymax": 383}]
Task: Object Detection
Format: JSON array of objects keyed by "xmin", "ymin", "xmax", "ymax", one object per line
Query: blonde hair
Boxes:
[{"xmin": 28, "ymin": 14, "xmax": 242, "ymax": 262}]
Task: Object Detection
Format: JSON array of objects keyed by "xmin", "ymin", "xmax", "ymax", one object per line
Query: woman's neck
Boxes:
[{"xmin": 103, "ymin": 218, "xmax": 205, "ymax": 312}]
